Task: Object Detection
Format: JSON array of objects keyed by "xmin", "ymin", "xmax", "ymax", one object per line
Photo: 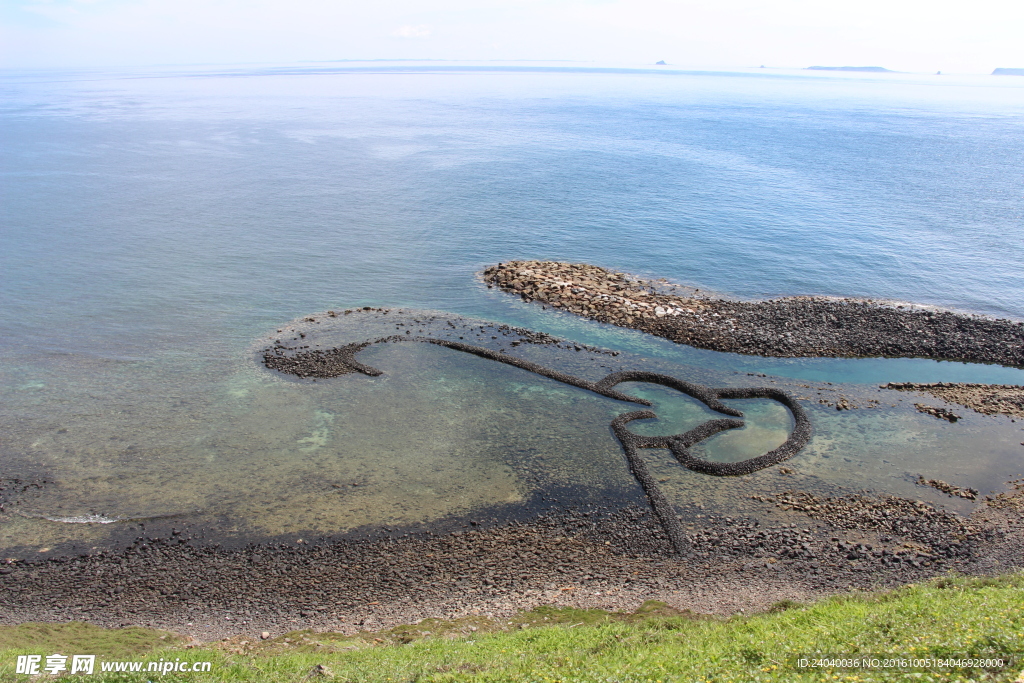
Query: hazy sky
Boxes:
[{"xmin": 1, "ymin": 0, "xmax": 1021, "ymax": 73}]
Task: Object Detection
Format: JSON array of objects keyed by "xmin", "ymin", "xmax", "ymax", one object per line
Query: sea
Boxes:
[{"xmin": 2, "ymin": 62, "xmax": 1023, "ymax": 557}]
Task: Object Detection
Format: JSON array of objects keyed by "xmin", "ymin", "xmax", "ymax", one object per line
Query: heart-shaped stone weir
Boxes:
[{"xmin": 264, "ymin": 336, "xmax": 812, "ymax": 554}]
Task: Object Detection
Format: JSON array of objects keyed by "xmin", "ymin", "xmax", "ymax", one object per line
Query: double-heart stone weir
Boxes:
[{"xmin": 263, "ymin": 335, "xmax": 812, "ymax": 554}]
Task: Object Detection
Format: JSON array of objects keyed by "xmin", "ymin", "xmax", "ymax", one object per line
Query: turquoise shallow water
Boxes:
[{"xmin": 1, "ymin": 63, "xmax": 1023, "ymax": 555}]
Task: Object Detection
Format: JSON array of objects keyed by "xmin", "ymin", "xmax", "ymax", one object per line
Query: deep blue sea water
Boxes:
[{"xmin": 2, "ymin": 63, "xmax": 1023, "ymax": 554}]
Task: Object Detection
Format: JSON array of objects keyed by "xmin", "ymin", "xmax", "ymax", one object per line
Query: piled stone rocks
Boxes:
[
  {"xmin": 914, "ymin": 403, "xmax": 961, "ymax": 422},
  {"xmin": 764, "ymin": 491, "xmax": 990, "ymax": 562},
  {"xmin": 483, "ymin": 261, "xmax": 1024, "ymax": 366},
  {"xmin": 986, "ymin": 479, "xmax": 1024, "ymax": 512},
  {"xmin": 884, "ymin": 382, "xmax": 1024, "ymax": 419},
  {"xmin": 262, "ymin": 342, "xmax": 378, "ymax": 378},
  {"xmin": 917, "ymin": 476, "xmax": 978, "ymax": 501},
  {"xmin": 482, "ymin": 261, "xmax": 693, "ymax": 328}
]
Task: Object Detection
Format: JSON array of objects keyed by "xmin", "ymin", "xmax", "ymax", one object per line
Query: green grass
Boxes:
[
  {"xmin": 0, "ymin": 621, "xmax": 185, "ymax": 658},
  {"xmin": 2, "ymin": 573, "xmax": 1023, "ymax": 682}
]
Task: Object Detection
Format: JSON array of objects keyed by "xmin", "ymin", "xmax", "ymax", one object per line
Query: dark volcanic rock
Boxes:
[
  {"xmin": 482, "ymin": 261, "xmax": 1024, "ymax": 367},
  {"xmin": 263, "ymin": 342, "xmax": 378, "ymax": 378},
  {"xmin": 914, "ymin": 403, "xmax": 961, "ymax": 422},
  {"xmin": 884, "ymin": 382, "xmax": 1024, "ymax": 419}
]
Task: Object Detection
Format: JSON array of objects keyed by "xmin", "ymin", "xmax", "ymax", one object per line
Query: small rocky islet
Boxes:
[
  {"xmin": 482, "ymin": 260, "xmax": 1024, "ymax": 367},
  {"xmin": 483, "ymin": 259, "xmax": 1024, "ymax": 422}
]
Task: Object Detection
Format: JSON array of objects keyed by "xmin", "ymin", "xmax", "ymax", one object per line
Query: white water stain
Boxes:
[
  {"xmin": 297, "ymin": 410, "xmax": 335, "ymax": 451},
  {"xmin": 42, "ymin": 514, "xmax": 119, "ymax": 524}
]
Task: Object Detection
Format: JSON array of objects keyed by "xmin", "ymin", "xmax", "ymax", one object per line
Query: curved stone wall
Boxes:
[{"xmin": 263, "ymin": 333, "xmax": 812, "ymax": 554}]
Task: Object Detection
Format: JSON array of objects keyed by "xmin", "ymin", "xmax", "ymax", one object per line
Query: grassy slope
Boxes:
[{"xmin": 2, "ymin": 574, "xmax": 1022, "ymax": 682}]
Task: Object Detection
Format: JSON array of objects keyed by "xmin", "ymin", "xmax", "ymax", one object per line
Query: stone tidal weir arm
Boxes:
[{"xmin": 263, "ymin": 335, "xmax": 812, "ymax": 554}]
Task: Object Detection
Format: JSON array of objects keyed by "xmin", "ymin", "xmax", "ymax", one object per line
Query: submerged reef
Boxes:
[
  {"xmin": 263, "ymin": 332, "xmax": 811, "ymax": 554},
  {"xmin": 883, "ymin": 382, "xmax": 1024, "ymax": 419},
  {"xmin": 482, "ymin": 261, "xmax": 1024, "ymax": 367}
]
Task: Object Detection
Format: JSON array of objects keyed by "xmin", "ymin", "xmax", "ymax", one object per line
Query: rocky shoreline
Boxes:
[
  {"xmin": 483, "ymin": 261, "xmax": 1024, "ymax": 366},
  {"xmin": 2, "ymin": 491, "xmax": 1021, "ymax": 642}
]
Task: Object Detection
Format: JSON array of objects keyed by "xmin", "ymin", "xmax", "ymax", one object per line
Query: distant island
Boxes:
[
  {"xmin": 992, "ymin": 68, "xmax": 1024, "ymax": 76},
  {"xmin": 807, "ymin": 66, "xmax": 893, "ymax": 73}
]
